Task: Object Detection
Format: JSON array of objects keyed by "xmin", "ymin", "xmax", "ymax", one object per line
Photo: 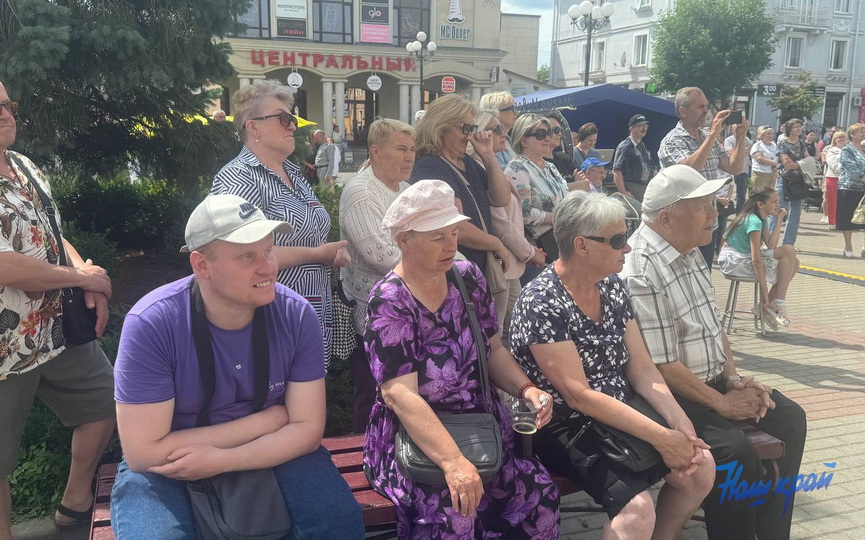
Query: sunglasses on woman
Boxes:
[
  {"xmin": 0, "ymin": 101, "xmax": 19, "ymax": 117},
  {"xmin": 499, "ymin": 105, "xmax": 516, "ymax": 113},
  {"xmin": 584, "ymin": 233, "xmax": 629, "ymax": 250},
  {"xmin": 526, "ymin": 128, "xmax": 552, "ymax": 140},
  {"xmin": 249, "ymin": 111, "xmax": 297, "ymax": 128},
  {"xmin": 486, "ymin": 124, "xmax": 505, "ymax": 136},
  {"xmin": 455, "ymin": 122, "xmax": 478, "ymax": 135}
]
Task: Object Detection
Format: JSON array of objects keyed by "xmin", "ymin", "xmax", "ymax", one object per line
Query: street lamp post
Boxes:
[
  {"xmin": 406, "ymin": 31, "xmax": 437, "ymax": 111},
  {"xmin": 568, "ymin": 1, "xmax": 615, "ymax": 87}
]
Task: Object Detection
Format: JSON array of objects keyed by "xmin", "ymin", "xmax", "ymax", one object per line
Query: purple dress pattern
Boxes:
[{"xmin": 363, "ymin": 261, "xmax": 560, "ymax": 539}]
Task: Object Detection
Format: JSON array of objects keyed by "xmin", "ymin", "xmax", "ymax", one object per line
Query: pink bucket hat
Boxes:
[{"xmin": 382, "ymin": 180, "xmax": 470, "ymax": 239}]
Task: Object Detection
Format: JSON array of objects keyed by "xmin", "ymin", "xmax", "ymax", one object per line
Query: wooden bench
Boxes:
[{"xmin": 90, "ymin": 428, "xmax": 783, "ymax": 539}]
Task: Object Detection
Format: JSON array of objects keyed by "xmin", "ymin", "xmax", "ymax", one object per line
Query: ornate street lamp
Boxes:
[
  {"xmin": 406, "ymin": 31, "xmax": 437, "ymax": 111},
  {"xmin": 568, "ymin": 1, "xmax": 615, "ymax": 87}
]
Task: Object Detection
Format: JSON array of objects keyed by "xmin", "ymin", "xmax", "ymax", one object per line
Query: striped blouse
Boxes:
[{"xmin": 212, "ymin": 147, "xmax": 333, "ymax": 363}]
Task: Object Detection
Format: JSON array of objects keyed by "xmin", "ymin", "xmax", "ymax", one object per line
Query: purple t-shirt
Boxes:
[{"xmin": 114, "ymin": 276, "xmax": 325, "ymax": 431}]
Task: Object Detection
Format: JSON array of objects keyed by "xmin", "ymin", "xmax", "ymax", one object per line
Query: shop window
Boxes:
[
  {"xmin": 393, "ymin": 0, "xmax": 431, "ymax": 46},
  {"xmin": 313, "ymin": 0, "xmax": 353, "ymax": 43}
]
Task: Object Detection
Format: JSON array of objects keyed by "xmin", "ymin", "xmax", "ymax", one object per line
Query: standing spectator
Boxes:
[
  {"xmin": 750, "ymin": 126, "xmax": 780, "ymax": 193},
  {"xmin": 327, "ymin": 137, "xmax": 341, "ymax": 178},
  {"xmin": 822, "ymin": 130, "xmax": 847, "ymax": 227},
  {"xmin": 479, "ymin": 91, "xmax": 519, "ymax": 170},
  {"xmin": 612, "ymin": 114, "xmax": 653, "ymax": 201},
  {"xmin": 312, "ymin": 129, "xmax": 337, "ymax": 186},
  {"xmin": 804, "ymin": 130, "xmax": 818, "ymax": 158},
  {"xmin": 837, "ymin": 123, "xmax": 865, "ymax": 257},
  {"xmin": 544, "ymin": 114, "xmax": 577, "ymax": 179},
  {"xmin": 724, "ymin": 127, "xmax": 752, "ymax": 211},
  {"xmin": 658, "ymin": 87, "xmax": 749, "ymax": 271},
  {"xmin": 212, "ymin": 80, "xmax": 350, "ymax": 365},
  {"xmin": 409, "ymin": 94, "xmax": 512, "ymax": 275},
  {"xmin": 0, "ymin": 81, "xmax": 116, "ymax": 535},
  {"xmin": 572, "ymin": 122, "xmax": 601, "ymax": 170},
  {"xmin": 820, "ymin": 126, "xmax": 838, "ymax": 148},
  {"xmin": 211, "ymin": 109, "xmax": 226, "ymax": 123},
  {"xmin": 339, "ymin": 119, "xmax": 415, "ymax": 433},
  {"xmin": 768, "ymin": 118, "xmax": 810, "ymax": 247}
]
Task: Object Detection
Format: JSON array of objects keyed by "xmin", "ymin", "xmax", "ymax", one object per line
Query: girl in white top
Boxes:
[{"xmin": 750, "ymin": 125, "xmax": 780, "ymax": 192}]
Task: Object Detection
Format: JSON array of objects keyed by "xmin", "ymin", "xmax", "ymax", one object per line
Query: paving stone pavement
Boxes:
[{"xmin": 560, "ymin": 210, "xmax": 865, "ymax": 539}]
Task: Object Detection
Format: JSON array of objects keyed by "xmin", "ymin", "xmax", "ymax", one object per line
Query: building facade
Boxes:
[
  {"xmin": 551, "ymin": 0, "xmax": 865, "ymax": 129},
  {"xmin": 219, "ymin": 0, "xmax": 538, "ymax": 136}
]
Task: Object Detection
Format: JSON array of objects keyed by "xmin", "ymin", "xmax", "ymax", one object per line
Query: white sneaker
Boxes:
[
  {"xmin": 773, "ymin": 303, "xmax": 791, "ymax": 327},
  {"xmin": 820, "ymin": 216, "xmax": 829, "ymax": 223},
  {"xmin": 843, "ymin": 250, "xmax": 855, "ymax": 258},
  {"xmin": 753, "ymin": 306, "xmax": 778, "ymax": 330}
]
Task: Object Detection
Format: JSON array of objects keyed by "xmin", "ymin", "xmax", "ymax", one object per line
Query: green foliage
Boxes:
[
  {"xmin": 537, "ymin": 64, "xmax": 550, "ymax": 84},
  {"xmin": 61, "ymin": 220, "xmax": 118, "ymax": 276},
  {"xmin": 312, "ymin": 183, "xmax": 344, "ymax": 243},
  {"xmin": 650, "ymin": 0, "xmax": 776, "ymax": 107},
  {"xmin": 768, "ymin": 72, "xmax": 825, "ymax": 123},
  {"xmin": 0, "ymin": 0, "xmax": 250, "ymax": 185},
  {"xmin": 324, "ymin": 360, "xmax": 353, "ymax": 437}
]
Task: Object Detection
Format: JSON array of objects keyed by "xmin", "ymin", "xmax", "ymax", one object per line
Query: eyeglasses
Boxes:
[
  {"xmin": 584, "ymin": 233, "xmax": 629, "ymax": 250},
  {"xmin": 249, "ymin": 111, "xmax": 297, "ymax": 129},
  {"xmin": 499, "ymin": 105, "xmax": 516, "ymax": 113},
  {"xmin": 455, "ymin": 123, "xmax": 478, "ymax": 135},
  {"xmin": 550, "ymin": 126, "xmax": 563, "ymax": 135},
  {"xmin": 0, "ymin": 101, "xmax": 19, "ymax": 117},
  {"xmin": 525, "ymin": 128, "xmax": 552, "ymax": 140},
  {"xmin": 486, "ymin": 124, "xmax": 505, "ymax": 136}
]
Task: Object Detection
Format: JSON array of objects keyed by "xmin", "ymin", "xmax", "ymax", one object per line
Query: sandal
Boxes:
[{"xmin": 53, "ymin": 503, "xmax": 93, "ymax": 530}]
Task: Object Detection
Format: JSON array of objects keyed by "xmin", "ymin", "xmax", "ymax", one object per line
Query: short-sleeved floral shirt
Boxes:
[
  {"xmin": 1, "ymin": 151, "xmax": 65, "ymax": 380},
  {"xmin": 510, "ymin": 266, "xmax": 634, "ymax": 419}
]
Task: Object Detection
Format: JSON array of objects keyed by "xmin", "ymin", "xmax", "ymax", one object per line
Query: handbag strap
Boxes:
[
  {"xmin": 443, "ymin": 158, "xmax": 490, "ymax": 233},
  {"xmin": 448, "ymin": 265, "xmax": 492, "ymax": 407},
  {"xmin": 190, "ymin": 280, "xmax": 270, "ymax": 427},
  {"xmin": 7, "ymin": 154, "xmax": 69, "ymax": 268}
]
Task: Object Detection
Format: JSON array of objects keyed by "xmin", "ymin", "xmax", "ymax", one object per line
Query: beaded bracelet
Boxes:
[{"xmin": 518, "ymin": 382, "xmax": 537, "ymax": 400}]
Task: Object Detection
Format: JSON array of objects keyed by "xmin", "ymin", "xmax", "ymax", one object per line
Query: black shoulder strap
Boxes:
[
  {"xmin": 448, "ymin": 265, "xmax": 492, "ymax": 407},
  {"xmin": 190, "ymin": 279, "xmax": 270, "ymax": 427},
  {"xmin": 7, "ymin": 153, "xmax": 69, "ymax": 268}
]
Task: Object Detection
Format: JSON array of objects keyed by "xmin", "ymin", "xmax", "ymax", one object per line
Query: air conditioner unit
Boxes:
[{"xmin": 853, "ymin": 96, "xmax": 863, "ymax": 107}]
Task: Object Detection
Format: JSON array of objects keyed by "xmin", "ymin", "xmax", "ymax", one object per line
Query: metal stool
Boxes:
[{"xmin": 721, "ymin": 275, "xmax": 766, "ymax": 336}]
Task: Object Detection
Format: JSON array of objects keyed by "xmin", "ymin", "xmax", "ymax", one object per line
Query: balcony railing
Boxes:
[{"xmin": 776, "ymin": 5, "xmax": 831, "ymax": 27}]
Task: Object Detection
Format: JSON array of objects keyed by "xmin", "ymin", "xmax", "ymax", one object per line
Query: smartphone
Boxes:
[{"xmin": 725, "ymin": 110, "xmax": 743, "ymax": 126}]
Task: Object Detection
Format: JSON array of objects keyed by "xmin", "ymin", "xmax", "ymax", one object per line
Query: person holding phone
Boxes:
[{"xmin": 658, "ymin": 87, "xmax": 750, "ymax": 271}]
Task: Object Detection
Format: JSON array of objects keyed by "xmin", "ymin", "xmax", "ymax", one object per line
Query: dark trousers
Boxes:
[
  {"xmin": 735, "ymin": 172, "xmax": 749, "ymax": 211},
  {"xmin": 348, "ymin": 334, "xmax": 377, "ymax": 434},
  {"xmin": 676, "ymin": 384, "xmax": 807, "ymax": 540}
]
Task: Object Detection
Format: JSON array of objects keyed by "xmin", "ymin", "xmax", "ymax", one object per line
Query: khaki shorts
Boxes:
[{"xmin": 0, "ymin": 341, "xmax": 115, "ymax": 475}]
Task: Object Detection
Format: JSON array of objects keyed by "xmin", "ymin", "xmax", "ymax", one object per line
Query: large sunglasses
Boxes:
[
  {"xmin": 549, "ymin": 126, "xmax": 563, "ymax": 135},
  {"xmin": 499, "ymin": 105, "xmax": 516, "ymax": 113},
  {"xmin": 0, "ymin": 101, "xmax": 19, "ymax": 117},
  {"xmin": 584, "ymin": 233, "xmax": 628, "ymax": 250},
  {"xmin": 486, "ymin": 124, "xmax": 505, "ymax": 136},
  {"xmin": 525, "ymin": 128, "xmax": 552, "ymax": 140},
  {"xmin": 249, "ymin": 111, "xmax": 297, "ymax": 128},
  {"xmin": 455, "ymin": 122, "xmax": 478, "ymax": 135}
]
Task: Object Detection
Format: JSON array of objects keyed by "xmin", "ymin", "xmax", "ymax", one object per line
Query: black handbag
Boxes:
[
  {"xmin": 9, "ymin": 155, "xmax": 96, "ymax": 345},
  {"xmin": 186, "ymin": 281, "xmax": 292, "ymax": 540},
  {"xmin": 394, "ymin": 266, "xmax": 504, "ymax": 487},
  {"xmin": 781, "ymin": 168, "xmax": 810, "ymax": 201},
  {"xmin": 567, "ymin": 393, "xmax": 668, "ymax": 472}
]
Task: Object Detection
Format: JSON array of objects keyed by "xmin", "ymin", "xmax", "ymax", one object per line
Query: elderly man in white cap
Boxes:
[
  {"xmin": 110, "ymin": 194, "xmax": 363, "ymax": 539},
  {"xmin": 620, "ymin": 165, "xmax": 806, "ymax": 540}
]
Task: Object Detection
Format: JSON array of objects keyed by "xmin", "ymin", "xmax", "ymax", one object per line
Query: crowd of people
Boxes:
[{"xmin": 1, "ymin": 75, "xmax": 834, "ymax": 540}]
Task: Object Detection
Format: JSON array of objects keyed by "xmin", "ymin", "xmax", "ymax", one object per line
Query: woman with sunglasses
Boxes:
[
  {"xmin": 479, "ymin": 91, "xmax": 519, "ymax": 170},
  {"xmin": 504, "ymin": 114, "xmax": 569, "ymax": 266},
  {"xmin": 467, "ymin": 109, "xmax": 546, "ymax": 343},
  {"xmin": 510, "ymin": 191, "xmax": 714, "ymax": 539},
  {"xmin": 212, "ymin": 80, "xmax": 350, "ymax": 365},
  {"xmin": 409, "ymin": 94, "xmax": 513, "ymax": 279},
  {"xmin": 543, "ymin": 115, "xmax": 578, "ymax": 180}
]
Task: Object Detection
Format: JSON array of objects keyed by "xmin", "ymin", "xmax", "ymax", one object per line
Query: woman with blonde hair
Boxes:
[
  {"xmin": 822, "ymin": 129, "xmax": 847, "ymax": 227},
  {"xmin": 750, "ymin": 125, "xmax": 780, "ymax": 193},
  {"xmin": 838, "ymin": 123, "xmax": 865, "ymax": 257}
]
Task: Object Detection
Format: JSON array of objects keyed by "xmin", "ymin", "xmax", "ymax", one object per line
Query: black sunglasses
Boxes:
[
  {"xmin": 499, "ymin": 105, "xmax": 516, "ymax": 113},
  {"xmin": 584, "ymin": 233, "xmax": 628, "ymax": 250},
  {"xmin": 526, "ymin": 128, "xmax": 552, "ymax": 140},
  {"xmin": 549, "ymin": 126, "xmax": 563, "ymax": 135},
  {"xmin": 249, "ymin": 111, "xmax": 297, "ymax": 128},
  {"xmin": 455, "ymin": 122, "xmax": 478, "ymax": 135},
  {"xmin": 0, "ymin": 101, "xmax": 19, "ymax": 117},
  {"xmin": 486, "ymin": 124, "xmax": 505, "ymax": 136}
]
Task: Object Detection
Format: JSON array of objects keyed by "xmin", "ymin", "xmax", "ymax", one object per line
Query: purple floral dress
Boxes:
[{"xmin": 363, "ymin": 261, "xmax": 560, "ymax": 539}]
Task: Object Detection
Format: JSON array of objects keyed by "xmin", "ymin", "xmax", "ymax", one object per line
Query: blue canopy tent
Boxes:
[{"xmin": 515, "ymin": 84, "xmax": 679, "ymax": 157}]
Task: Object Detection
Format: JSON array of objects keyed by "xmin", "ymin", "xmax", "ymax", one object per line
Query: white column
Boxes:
[
  {"xmin": 482, "ymin": 86, "xmax": 492, "ymax": 95},
  {"xmin": 471, "ymin": 86, "xmax": 481, "ymax": 105},
  {"xmin": 410, "ymin": 84, "xmax": 421, "ymax": 122},
  {"xmin": 322, "ymin": 80, "xmax": 334, "ymax": 132},
  {"xmin": 399, "ymin": 83, "xmax": 410, "ymax": 124},
  {"xmin": 334, "ymin": 80, "xmax": 346, "ymax": 135},
  {"xmin": 239, "ymin": 78, "xmax": 251, "ymax": 88}
]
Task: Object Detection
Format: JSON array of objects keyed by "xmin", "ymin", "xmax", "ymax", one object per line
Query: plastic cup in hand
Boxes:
[{"xmin": 509, "ymin": 398, "xmax": 539, "ymax": 459}]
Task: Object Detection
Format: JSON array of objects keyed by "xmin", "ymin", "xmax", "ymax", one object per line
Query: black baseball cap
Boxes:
[{"xmin": 629, "ymin": 114, "xmax": 649, "ymax": 127}]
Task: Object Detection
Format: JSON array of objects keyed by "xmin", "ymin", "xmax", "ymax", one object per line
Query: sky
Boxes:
[{"xmin": 501, "ymin": 0, "xmax": 556, "ymax": 72}]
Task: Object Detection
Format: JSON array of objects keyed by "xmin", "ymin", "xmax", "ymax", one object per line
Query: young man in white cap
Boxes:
[
  {"xmin": 612, "ymin": 114, "xmax": 653, "ymax": 201},
  {"xmin": 620, "ymin": 165, "xmax": 806, "ymax": 540},
  {"xmin": 111, "ymin": 194, "xmax": 363, "ymax": 539}
]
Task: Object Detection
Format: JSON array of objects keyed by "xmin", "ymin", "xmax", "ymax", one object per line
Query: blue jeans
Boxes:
[
  {"xmin": 110, "ymin": 445, "xmax": 364, "ymax": 540},
  {"xmin": 734, "ymin": 172, "xmax": 749, "ymax": 210},
  {"xmin": 768, "ymin": 178, "xmax": 802, "ymax": 245}
]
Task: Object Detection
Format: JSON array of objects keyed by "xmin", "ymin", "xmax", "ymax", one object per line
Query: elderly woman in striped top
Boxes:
[{"xmin": 212, "ymin": 80, "xmax": 350, "ymax": 363}]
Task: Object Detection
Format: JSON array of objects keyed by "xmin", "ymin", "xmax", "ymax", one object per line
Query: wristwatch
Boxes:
[{"xmin": 725, "ymin": 374, "xmax": 742, "ymax": 383}]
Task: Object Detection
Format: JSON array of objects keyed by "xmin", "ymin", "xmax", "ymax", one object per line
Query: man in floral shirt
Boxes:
[{"xmin": 0, "ymin": 81, "xmax": 115, "ymax": 537}]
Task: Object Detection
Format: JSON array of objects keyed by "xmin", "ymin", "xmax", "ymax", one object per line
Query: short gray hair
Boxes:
[
  {"xmin": 231, "ymin": 79, "xmax": 295, "ymax": 141},
  {"xmin": 674, "ymin": 87, "xmax": 703, "ymax": 114},
  {"xmin": 554, "ymin": 191, "xmax": 626, "ymax": 260}
]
